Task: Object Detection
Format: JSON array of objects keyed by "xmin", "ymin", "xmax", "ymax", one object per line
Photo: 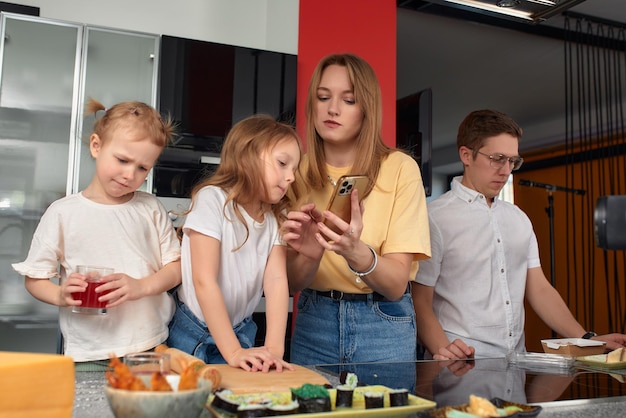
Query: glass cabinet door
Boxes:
[
  {"xmin": 74, "ymin": 27, "xmax": 159, "ymax": 193},
  {"xmin": 0, "ymin": 13, "xmax": 81, "ymax": 315}
]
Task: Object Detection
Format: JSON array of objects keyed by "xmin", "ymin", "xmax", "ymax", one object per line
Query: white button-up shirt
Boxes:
[{"xmin": 416, "ymin": 177, "xmax": 541, "ymax": 357}]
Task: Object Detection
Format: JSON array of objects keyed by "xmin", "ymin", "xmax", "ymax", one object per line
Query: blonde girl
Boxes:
[
  {"xmin": 167, "ymin": 114, "xmax": 301, "ymax": 372},
  {"xmin": 13, "ymin": 98, "xmax": 182, "ymax": 363}
]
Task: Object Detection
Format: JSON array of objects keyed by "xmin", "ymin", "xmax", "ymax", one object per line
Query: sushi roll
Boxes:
[
  {"xmin": 335, "ymin": 384, "xmax": 354, "ymax": 408},
  {"xmin": 237, "ymin": 403, "xmax": 268, "ymax": 417},
  {"xmin": 211, "ymin": 389, "xmax": 240, "ymax": 414},
  {"xmin": 290, "ymin": 383, "xmax": 331, "ymax": 413},
  {"xmin": 266, "ymin": 400, "xmax": 299, "ymax": 416},
  {"xmin": 339, "ymin": 371, "xmax": 359, "ymax": 387},
  {"xmin": 363, "ymin": 391, "xmax": 384, "ymax": 409},
  {"xmin": 389, "ymin": 388, "xmax": 409, "ymax": 407}
]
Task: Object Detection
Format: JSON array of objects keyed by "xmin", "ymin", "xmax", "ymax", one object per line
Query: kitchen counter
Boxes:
[{"xmin": 73, "ymin": 357, "xmax": 626, "ymax": 417}]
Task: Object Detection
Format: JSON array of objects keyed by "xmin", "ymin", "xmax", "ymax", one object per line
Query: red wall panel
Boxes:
[
  {"xmin": 296, "ymin": 0, "xmax": 397, "ymax": 147},
  {"xmin": 292, "ymin": 0, "xmax": 397, "ymax": 335}
]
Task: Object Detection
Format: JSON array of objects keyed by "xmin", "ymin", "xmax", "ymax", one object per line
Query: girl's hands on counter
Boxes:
[{"xmin": 227, "ymin": 346, "xmax": 295, "ymax": 373}]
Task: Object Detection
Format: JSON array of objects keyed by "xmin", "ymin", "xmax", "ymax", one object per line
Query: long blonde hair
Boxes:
[
  {"xmin": 187, "ymin": 114, "xmax": 302, "ymax": 250},
  {"xmin": 303, "ymin": 53, "xmax": 392, "ymax": 196}
]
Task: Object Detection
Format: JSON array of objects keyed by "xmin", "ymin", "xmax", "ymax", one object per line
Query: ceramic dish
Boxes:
[
  {"xmin": 105, "ymin": 374, "xmax": 213, "ymax": 418},
  {"xmin": 415, "ymin": 397, "xmax": 542, "ymax": 418},
  {"xmin": 207, "ymin": 385, "xmax": 436, "ymax": 418}
]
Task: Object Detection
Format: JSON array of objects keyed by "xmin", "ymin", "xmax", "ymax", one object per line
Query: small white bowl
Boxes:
[{"xmin": 104, "ymin": 374, "xmax": 212, "ymax": 418}]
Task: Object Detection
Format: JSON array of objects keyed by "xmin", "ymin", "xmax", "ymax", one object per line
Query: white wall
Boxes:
[{"xmin": 8, "ymin": 0, "xmax": 298, "ymax": 54}]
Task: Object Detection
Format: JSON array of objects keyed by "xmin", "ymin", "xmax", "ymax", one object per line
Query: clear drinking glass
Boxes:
[
  {"xmin": 123, "ymin": 352, "xmax": 171, "ymax": 375},
  {"xmin": 71, "ymin": 265, "xmax": 113, "ymax": 315}
]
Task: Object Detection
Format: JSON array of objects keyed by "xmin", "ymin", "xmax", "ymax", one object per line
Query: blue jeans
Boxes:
[
  {"xmin": 166, "ymin": 291, "xmax": 257, "ymax": 364},
  {"xmin": 290, "ymin": 288, "xmax": 416, "ymax": 388}
]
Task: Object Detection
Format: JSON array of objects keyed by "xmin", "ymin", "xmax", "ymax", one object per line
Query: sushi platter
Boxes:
[{"xmin": 206, "ymin": 384, "xmax": 436, "ymax": 417}]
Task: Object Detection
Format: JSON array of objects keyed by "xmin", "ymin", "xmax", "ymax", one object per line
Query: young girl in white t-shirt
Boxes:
[
  {"xmin": 12, "ymin": 98, "xmax": 181, "ymax": 363},
  {"xmin": 167, "ymin": 114, "xmax": 301, "ymax": 372}
]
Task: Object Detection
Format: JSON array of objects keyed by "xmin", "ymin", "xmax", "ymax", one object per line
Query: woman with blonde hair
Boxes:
[{"xmin": 283, "ymin": 54, "xmax": 430, "ymax": 379}]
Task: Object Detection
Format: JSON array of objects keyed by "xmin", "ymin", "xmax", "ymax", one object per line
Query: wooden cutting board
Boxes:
[{"xmin": 211, "ymin": 364, "xmax": 329, "ymax": 394}]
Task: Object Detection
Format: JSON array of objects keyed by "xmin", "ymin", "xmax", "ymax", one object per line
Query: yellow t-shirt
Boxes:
[{"xmin": 304, "ymin": 151, "xmax": 431, "ymax": 294}]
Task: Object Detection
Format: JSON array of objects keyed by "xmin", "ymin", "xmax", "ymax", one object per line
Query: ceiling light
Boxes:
[
  {"xmin": 439, "ymin": 0, "xmax": 534, "ymax": 20},
  {"xmin": 410, "ymin": 0, "xmax": 587, "ymax": 23},
  {"xmin": 526, "ymin": 0, "xmax": 558, "ymax": 5},
  {"xmin": 497, "ymin": 0, "xmax": 520, "ymax": 7}
]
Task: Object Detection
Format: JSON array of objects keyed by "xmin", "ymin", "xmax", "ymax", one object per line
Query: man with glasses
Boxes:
[{"xmin": 413, "ymin": 109, "xmax": 626, "ymax": 359}]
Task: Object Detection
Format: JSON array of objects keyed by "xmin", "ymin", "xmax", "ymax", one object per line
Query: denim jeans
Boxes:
[
  {"xmin": 166, "ymin": 291, "xmax": 257, "ymax": 364},
  {"xmin": 290, "ymin": 288, "xmax": 416, "ymax": 388}
]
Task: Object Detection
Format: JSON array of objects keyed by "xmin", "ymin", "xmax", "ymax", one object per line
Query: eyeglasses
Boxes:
[{"xmin": 475, "ymin": 149, "xmax": 524, "ymax": 171}]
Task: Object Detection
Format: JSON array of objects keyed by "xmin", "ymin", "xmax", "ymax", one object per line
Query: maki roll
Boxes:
[
  {"xmin": 389, "ymin": 388, "xmax": 409, "ymax": 407},
  {"xmin": 266, "ymin": 400, "xmax": 299, "ymax": 416},
  {"xmin": 335, "ymin": 370, "xmax": 358, "ymax": 408},
  {"xmin": 211, "ymin": 389, "xmax": 240, "ymax": 414},
  {"xmin": 336, "ymin": 370, "xmax": 358, "ymax": 407},
  {"xmin": 290, "ymin": 383, "xmax": 331, "ymax": 413},
  {"xmin": 237, "ymin": 403, "xmax": 268, "ymax": 417},
  {"xmin": 339, "ymin": 371, "xmax": 359, "ymax": 388},
  {"xmin": 363, "ymin": 391, "xmax": 384, "ymax": 409},
  {"xmin": 335, "ymin": 385, "xmax": 354, "ymax": 408}
]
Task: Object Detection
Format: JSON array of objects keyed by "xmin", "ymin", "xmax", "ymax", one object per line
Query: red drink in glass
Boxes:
[{"xmin": 71, "ymin": 265, "xmax": 113, "ymax": 315}]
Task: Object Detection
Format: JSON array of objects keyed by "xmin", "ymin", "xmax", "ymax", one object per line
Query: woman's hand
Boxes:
[{"xmin": 316, "ymin": 188, "xmax": 364, "ymax": 258}]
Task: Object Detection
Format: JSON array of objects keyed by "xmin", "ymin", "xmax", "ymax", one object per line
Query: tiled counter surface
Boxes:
[
  {"xmin": 73, "ymin": 372, "xmax": 114, "ymax": 418},
  {"xmin": 74, "ymin": 370, "xmax": 626, "ymax": 418},
  {"xmin": 73, "ymin": 368, "xmax": 341, "ymax": 418},
  {"xmin": 536, "ymin": 396, "xmax": 626, "ymax": 418}
]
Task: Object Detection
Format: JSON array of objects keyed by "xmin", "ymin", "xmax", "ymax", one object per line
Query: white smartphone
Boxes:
[{"xmin": 323, "ymin": 175, "xmax": 369, "ymax": 234}]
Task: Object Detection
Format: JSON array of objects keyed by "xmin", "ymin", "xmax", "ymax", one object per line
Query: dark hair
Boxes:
[
  {"xmin": 85, "ymin": 97, "xmax": 175, "ymax": 147},
  {"xmin": 303, "ymin": 53, "xmax": 392, "ymax": 196},
  {"xmin": 457, "ymin": 109, "xmax": 523, "ymax": 157},
  {"xmin": 186, "ymin": 114, "xmax": 302, "ymax": 250}
]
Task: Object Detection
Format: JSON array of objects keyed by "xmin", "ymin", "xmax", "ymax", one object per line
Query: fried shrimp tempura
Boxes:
[
  {"xmin": 467, "ymin": 394, "xmax": 499, "ymax": 417},
  {"xmin": 150, "ymin": 372, "xmax": 173, "ymax": 392},
  {"xmin": 106, "ymin": 353, "xmax": 207, "ymax": 391},
  {"xmin": 105, "ymin": 357, "xmax": 148, "ymax": 391},
  {"xmin": 178, "ymin": 363, "xmax": 200, "ymax": 391},
  {"xmin": 199, "ymin": 365, "xmax": 222, "ymax": 388}
]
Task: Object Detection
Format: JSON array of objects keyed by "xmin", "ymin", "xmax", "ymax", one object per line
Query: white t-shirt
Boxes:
[
  {"xmin": 416, "ymin": 177, "xmax": 541, "ymax": 357},
  {"xmin": 178, "ymin": 186, "xmax": 282, "ymax": 327},
  {"xmin": 12, "ymin": 191, "xmax": 180, "ymax": 361}
]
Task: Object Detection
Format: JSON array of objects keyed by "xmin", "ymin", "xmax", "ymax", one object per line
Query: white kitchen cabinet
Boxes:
[
  {"xmin": 74, "ymin": 26, "xmax": 159, "ymax": 192},
  {"xmin": 0, "ymin": 12, "xmax": 158, "ymax": 352}
]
